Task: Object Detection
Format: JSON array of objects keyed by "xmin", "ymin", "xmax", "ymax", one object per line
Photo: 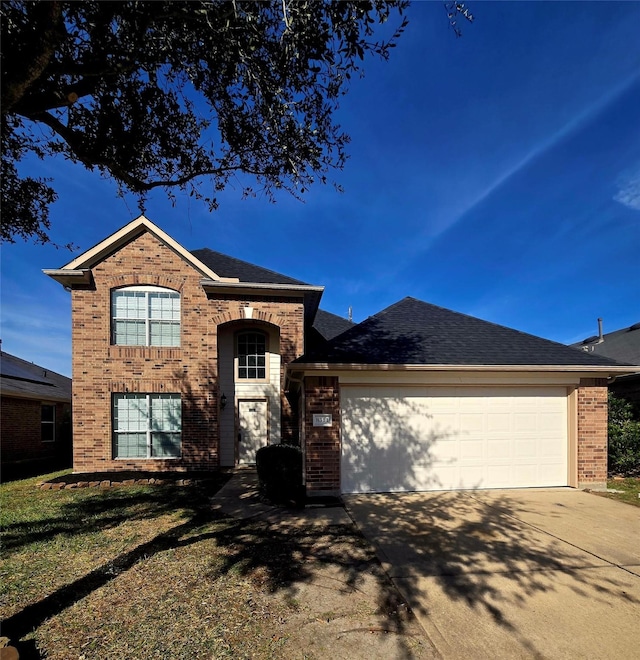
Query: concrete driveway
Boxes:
[{"xmin": 344, "ymin": 488, "xmax": 640, "ymax": 659}]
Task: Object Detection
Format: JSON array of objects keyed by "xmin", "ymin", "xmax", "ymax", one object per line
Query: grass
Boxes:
[
  {"xmin": 593, "ymin": 477, "xmax": 640, "ymax": 507},
  {"xmin": 1, "ymin": 470, "xmax": 429, "ymax": 660},
  {"xmin": 0, "ymin": 470, "xmax": 290, "ymax": 659}
]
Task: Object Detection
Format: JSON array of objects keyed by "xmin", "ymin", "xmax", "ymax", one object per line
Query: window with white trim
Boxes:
[
  {"xmin": 111, "ymin": 286, "xmax": 180, "ymax": 346},
  {"xmin": 237, "ymin": 331, "xmax": 267, "ymax": 379},
  {"xmin": 41, "ymin": 403, "xmax": 55, "ymax": 442},
  {"xmin": 113, "ymin": 394, "xmax": 181, "ymax": 458}
]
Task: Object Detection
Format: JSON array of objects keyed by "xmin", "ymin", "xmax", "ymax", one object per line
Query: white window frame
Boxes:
[
  {"xmin": 112, "ymin": 393, "xmax": 182, "ymax": 459},
  {"xmin": 236, "ymin": 330, "xmax": 268, "ymax": 381},
  {"xmin": 41, "ymin": 403, "xmax": 56, "ymax": 443},
  {"xmin": 111, "ymin": 285, "xmax": 180, "ymax": 347}
]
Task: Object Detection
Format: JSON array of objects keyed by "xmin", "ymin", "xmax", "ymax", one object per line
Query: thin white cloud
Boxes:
[
  {"xmin": 410, "ymin": 69, "xmax": 640, "ymax": 256},
  {"xmin": 614, "ymin": 164, "xmax": 640, "ymax": 211}
]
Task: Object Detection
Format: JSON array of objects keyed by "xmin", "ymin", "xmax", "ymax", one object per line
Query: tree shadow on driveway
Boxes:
[{"xmin": 345, "ymin": 489, "xmax": 640, "ymax": 657}]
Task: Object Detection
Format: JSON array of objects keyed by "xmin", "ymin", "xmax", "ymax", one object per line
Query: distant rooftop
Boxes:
[
  {"xmin": 571, "ymin": 321, "xmax": 640, "ymax": 366},
  {"xmin": 0, "ymin": 351, "xmax": 72, "ymax": 401}
]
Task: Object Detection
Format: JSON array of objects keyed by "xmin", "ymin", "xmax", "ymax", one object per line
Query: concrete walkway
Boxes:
[
  {"xmin": 209, "ymin": 469, "xmax": 438, "ymax": 659},
  {"xmin": 345, "ymin": 488, "xmax": 640, "ymax": 659},
  {"xmin": 211, "ymin": 468, "xmax": 352, "ymax": 527}
]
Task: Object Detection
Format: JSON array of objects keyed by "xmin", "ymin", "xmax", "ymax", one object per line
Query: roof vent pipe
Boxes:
[{"xmin": 597, "ymin": 318, "xmax": 604, "ymax": 344}]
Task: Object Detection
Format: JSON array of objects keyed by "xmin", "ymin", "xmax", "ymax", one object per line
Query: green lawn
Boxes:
[
  {"xmin": 0, "ymin": 470, "xmax": 292, "ymax": 659},
  {"xmin": 1, "ymin": 471, "xmax": 422, "ymax": 660},
  {"xmin": 593, "ymin": 478, "xmax": 640, "ymax": 507}
]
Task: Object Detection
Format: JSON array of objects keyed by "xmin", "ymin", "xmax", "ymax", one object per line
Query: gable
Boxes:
[{"xmin": 45, "ymin": 215, "xmax": 229, "ymax": 285}]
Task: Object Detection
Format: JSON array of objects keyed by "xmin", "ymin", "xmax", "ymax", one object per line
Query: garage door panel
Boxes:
[{"xmin": 341, "ymin": 386, "xmax": 568, "ymax": 493}]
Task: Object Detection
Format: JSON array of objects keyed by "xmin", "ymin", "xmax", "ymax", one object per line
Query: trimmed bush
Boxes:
[
  {"xmin": 256, "ymin": 443, "xmax": 303, "ymax": 504},
  {"xmin": 608, "ymin": 393, "xmax": 640, "ymax": 476}
]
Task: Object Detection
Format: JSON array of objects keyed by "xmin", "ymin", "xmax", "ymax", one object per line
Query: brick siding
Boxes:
[
  {"xmin": 304, "ymin": 376, "xmax": 341, "ymax": 495},
  {"xmin": 1, "ymin": 396, "xmax": 70, "ymax": 465},
  {"xmin": 576, "ymin": 378, "xmax": 608, "ymax": 487},
  {"xmin": 70, "ymin": 229, "xmax": 303, "ymax": 473}
]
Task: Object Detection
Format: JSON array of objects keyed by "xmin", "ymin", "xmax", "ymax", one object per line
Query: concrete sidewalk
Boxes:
[
  {"xmin": 209, "ymin": 469, "xmax": 438, "ymax": 659},
  {"xmin": 346, "ymin": 488, "xmax": 640, "ymax": 659},
  {"xmin": 210, "ymin": 468, "xmax": 352, "ymax": 527}
]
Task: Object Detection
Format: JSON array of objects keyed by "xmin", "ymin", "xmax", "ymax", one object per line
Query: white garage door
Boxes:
[{"xmin": 341, "ymin": 386, "xmax": 568, "ymax": 493}]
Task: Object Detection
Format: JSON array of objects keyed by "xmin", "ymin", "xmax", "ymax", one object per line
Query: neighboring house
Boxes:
[
  {"xmin": 1, "ymin": 350, "xmax": 72, "ymax": 475},
  {"xmin": 571, "ymin": 320, "xmax": 640, "ymax": 404},
  {"xmin": 44, "ymin": 216, "xmax": 635, "ymax": 494}
]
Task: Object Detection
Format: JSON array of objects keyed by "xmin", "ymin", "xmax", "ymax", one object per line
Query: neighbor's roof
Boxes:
[
  {"xmin": 0, "ymin": 351, "xmax": 71, "ymax": 402},
  {"xmin": 191, "ymin": 248, "xmax": 307, "ymax": 286},
  {"xmin": 571, "ymin": 322, "xmax": 640, "ymax": 365},
  {"xmin": 295, "ymin": 297, "xmax": 632, "ymax": 368}
]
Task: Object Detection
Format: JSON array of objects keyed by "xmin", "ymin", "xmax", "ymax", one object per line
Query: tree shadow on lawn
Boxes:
[
  {"xmin": 1, "ymin": 475, "xmax": 229, "ymax": 555},
  {"xmin": 2, "ymin": 489, "xmax": 420, "ymax": 659}
]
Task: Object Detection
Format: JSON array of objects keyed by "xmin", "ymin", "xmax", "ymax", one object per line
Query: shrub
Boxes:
[
  {"xmin": 608, "ymin": 393, "xmax": 640, "ymax": 476},
  {"xmin": 255, "ymin": 444, "xmax": 304, "ymax": 505}
]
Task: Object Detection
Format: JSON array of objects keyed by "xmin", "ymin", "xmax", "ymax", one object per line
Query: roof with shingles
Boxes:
[
  {"xmin": 296, "ymin": 297, "xmax": 629, "ymax": 367},
  {"xmin": 0, "ymin": 351, "xmax": 72, "ymax": 401},
  {"xmin": 190, "ymin": 248, "xmax": 307, "ymax": 285},
  {"xmin": 312, "ymin": 309, "xmax": 354, "ymax": 341},
  {"xmin": 571, "ymin": 322, "xmax": 640, "ymax": 365}
]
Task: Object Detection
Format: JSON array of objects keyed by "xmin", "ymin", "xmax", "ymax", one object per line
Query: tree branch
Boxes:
[{"xmin": 1, "ymin": 2, "xmax": 64, "ymax": 113}]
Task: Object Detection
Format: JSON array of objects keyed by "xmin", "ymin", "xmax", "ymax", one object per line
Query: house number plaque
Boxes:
[{"xmin": 312, "ymin": 414, "xmax": 332, "ymax": 427}]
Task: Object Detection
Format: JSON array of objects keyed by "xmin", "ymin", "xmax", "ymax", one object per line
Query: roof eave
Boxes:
[
  {"xmin": 42, "ymin": 268, "xmax": 93, "ymax": 289},
  {"xmin": 49, "ymin": 215, "xmax": 232, "ymax": 282},
  {"xmin": 287, "ymin": 363, "xmax": 637, "ymax": 376},
  {"xmin": 201, "ymin": 280, "xmax": 324, "ymax": 322}
]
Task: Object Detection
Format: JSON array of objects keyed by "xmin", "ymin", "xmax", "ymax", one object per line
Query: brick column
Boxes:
[
  {"xmin": 304, "ymin": 376, "xmax": 340, "ymax": 496},
  {"xmin": 577, "ymin": 378, "xmax": 608, "ymax": 489}
]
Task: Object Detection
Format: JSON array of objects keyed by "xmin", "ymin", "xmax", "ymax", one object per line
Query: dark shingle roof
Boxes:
[
  {"xmin": 1, "ymin": 351, "xmax": 72, "ymax": 401},
  {"xmin": 571, "ymin": 322, "xmax": 640, "ymax": 365},
  {"xmin": 191, "ymin": 248, "xmax": 307, "ymax": 285},
  {"xmin": 296, "ymin": 297, "xmax": 628, "ymax": 367},
  {"xmin": 312, "ymin": 309, "xmax": 354, "ymax": 341}
]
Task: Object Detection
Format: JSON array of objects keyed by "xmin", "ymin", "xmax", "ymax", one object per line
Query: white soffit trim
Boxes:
[
  {"xmin": 55, "ymin": 215, "xmax": 235, "ymax": 282},
  {"xmin": 288, "ymin": 363, "xmax": 638, "ymax": 376}
]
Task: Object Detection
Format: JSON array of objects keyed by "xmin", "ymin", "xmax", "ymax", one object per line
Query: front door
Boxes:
[{"xmin": 238, "ymin": 399, "xmax": 268, "ymax": 464}]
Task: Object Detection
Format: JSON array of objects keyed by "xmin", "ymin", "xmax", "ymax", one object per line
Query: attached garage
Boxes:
[
  {"xmin": 341, "ymin": 385, "xmax": 568, "ymax": 493},
  {"xmin": 291, "ymin": 297, "xmax": 632, "ymax": 497}
]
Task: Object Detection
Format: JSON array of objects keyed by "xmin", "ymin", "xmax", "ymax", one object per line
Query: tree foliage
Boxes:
[
  {"xmin": 608, "ymin": 393, "xmax": 640, "ymax": 476},
  {"xmin": 1, "ymin": 0, "xmax": 408, "ymax": 244}
]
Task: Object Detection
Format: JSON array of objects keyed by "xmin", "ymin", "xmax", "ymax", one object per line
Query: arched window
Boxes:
[
  {"xmin": 237, "ymin": 331, "xmax": 267, "ymax": 379},
  {"xmin": 111, "ymin": 286, "xmax": 180, "ymax": 346}
]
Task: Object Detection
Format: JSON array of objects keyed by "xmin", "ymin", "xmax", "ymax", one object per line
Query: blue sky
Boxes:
[{"xmin": 2, "ymin": 1, "xmax": 639, "ymax": 377}]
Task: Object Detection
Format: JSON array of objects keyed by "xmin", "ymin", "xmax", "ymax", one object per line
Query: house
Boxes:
[
  {"xmin": 1, "ymin": 350, "xmax": 72, "ymax": 476},
  {"xmin": 44, "ymin": 216, "xmax": 635, "ymax": 494},
  {"xmin": 571, "ymin": 320, "xmax": 640, "ymax": 405}
]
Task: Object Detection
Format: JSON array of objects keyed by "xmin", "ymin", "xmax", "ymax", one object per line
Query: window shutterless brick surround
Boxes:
[
  {"xmin": 576, "ymin": 378, "xmax": 608, "ymax": 488},
  {"xmin": 71, "ymin": 230, "xmax": 303, "ymax": 473}
]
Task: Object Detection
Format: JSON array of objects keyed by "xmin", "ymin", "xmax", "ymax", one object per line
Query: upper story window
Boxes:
[
  {"xmin": 111, "ymin": 286, "xmax": 180, "ymax": 347},
  {"xmin": 237, "ymin": 331, "xmax": 267, "ymax": 379}
]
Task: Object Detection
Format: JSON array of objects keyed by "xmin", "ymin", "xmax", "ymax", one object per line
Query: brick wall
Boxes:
[
  {"xmin": 1, "ymin": 397, "xmax": 70, "ymax": 465},
  {"xmin": 576, "ymin": 378, "xmax": 608, "ymax": 487},
  {"xmin": 304, "ymin": 376, "xmax": 341, "ymax": 495},
  {"xmin": 71, "ymin": 229, "xmax": 304, "ymax": 473}
]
